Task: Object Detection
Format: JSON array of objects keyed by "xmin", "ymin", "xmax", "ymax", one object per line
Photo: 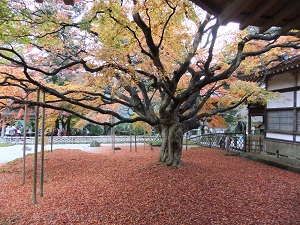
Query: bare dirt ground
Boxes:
[{"xmin": 1, "ymin": 145, "xmax": 299, "ymax": 224}]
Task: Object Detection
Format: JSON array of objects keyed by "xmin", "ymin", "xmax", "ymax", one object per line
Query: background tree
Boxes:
[{"xmin": 0, "ymin": 0, "xmax": 299, "ymax": 167}]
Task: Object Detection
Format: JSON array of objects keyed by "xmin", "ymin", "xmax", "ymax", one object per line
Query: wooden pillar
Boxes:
[
  {"xmin": 63, "ymin": 0, "xmax": 75, "ymax": 5},
  {"xmin": 248, "ymin": 115, "xmax": 251, "ymax": 135}
]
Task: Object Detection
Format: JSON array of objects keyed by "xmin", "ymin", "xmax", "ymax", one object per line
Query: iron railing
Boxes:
[
  {"xmin": 189, "ymin": 132, "xmax": 246, "ymax": 152},
  {"xmin": 0, "ymin": 135, "xmax": 158, "ymax": 144},
  {"xmin": 1, "ymin": 133, "xmax": 256, "ymax": 153}
]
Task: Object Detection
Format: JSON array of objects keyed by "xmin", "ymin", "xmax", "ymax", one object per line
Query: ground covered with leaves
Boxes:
[{"xmin": 1, "ymin": 145, "xmax": 299, "ymax": 224}]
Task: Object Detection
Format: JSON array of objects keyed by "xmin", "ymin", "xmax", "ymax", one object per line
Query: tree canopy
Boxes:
[{"xmin": 0, "ymin": 0, "xmax": 299, "ymax": 166}]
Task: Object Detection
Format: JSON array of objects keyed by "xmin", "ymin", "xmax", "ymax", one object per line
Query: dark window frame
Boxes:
[{"xmin": 266, "ymin": 109, "xmax": 295, "ymax": 133}]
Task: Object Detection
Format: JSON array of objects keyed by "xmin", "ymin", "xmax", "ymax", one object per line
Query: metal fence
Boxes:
[
  {"xmin": 0, "ymin": 135, "xmax": 159, "ymax": 145},
  {"xmin": 189, "ymin": 132, "xmax": 246, "ymax": 152},
  {"xmin": 1, "ymin": 133, "xmax": 260, "ymax": 153}
]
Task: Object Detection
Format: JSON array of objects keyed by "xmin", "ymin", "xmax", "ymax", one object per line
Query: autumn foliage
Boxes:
[
  {"xmin": 1, "ymin": 0, "xmax": 300, "ymax": 167},
  {"xmin": 1, "ymin": 146, "xmax": 299, "ymax": 224}
]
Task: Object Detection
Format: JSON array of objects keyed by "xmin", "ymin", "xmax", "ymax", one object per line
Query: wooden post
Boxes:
[
  {"xmin": 40, "ymin": 91, "xmax": 45, "ymax": 197},
  {"xmin": 22, "ymin": 94, "xmax": 28, "ymax": 185},
  {"xmin": 33, "ymin": 88, "xmax": 40, "ymax": 204}
]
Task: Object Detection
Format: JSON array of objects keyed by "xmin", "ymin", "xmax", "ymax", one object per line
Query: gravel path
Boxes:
[{"xmin": 0, "ymin": 143, "xmax": 143, "ymax": 164}]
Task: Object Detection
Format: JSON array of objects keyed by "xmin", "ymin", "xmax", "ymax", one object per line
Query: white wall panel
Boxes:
[
  {"xmin": 297, "ymin": 91, "xmax": 300, "ymax": 107},
  {"xmin": 266, "ymin": 132, "xmax": 293, "ymax": 141},
  {"xmin": 267, "ymin": 92, "xmax": 294, "ymax": 108},
  {"xmin": 268, "ymin": 73, "xmax": 294, "ymax": 90}
]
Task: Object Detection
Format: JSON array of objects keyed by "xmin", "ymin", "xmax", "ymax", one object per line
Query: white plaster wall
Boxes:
[
  {"xmin": 296, "ymin": 135, "xmax": 300, "ymax": 142},
  {"xmin": 268, "ymin": 73, "xmax": 294, "ymax": 91},
  {"xmin": 266, "ymin": 132, "xmax": 293, "ymax": 141},
  {"xmin": 297, "ymin": 91, "xmax": 300, "ymax": 107},
  {"xmin": 267, "ymin": 91, "xmax": 294, "ymax": 108}
]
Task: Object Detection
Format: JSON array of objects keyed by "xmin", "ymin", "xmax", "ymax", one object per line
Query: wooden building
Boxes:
[
  {"xmin": 264, "ymin": 55, "xmax": 300, "ymax": 158},
  {"xmin": 241, "ymin": 55, "xmax": 300, "ymax": 157},
  {"xmin": 190, "ymin": 0, "xmax": 300, "ymax": 157}
]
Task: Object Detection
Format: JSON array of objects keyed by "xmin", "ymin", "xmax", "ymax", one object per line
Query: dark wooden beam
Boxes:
[
  {"xmin": 279, "ymin": 14, "xmax": 300, "ymax": 35},
  {"xmin": 218, "ymin": 0, "xmax": 253, "ymax": 25},
  {"xmin": 190, "ymin": 0, "xmax": 222, "ymax": 15},
  {"xmin": 239, "ymin": 0, "xmax": 280, "ymax": 30},
  {"xmin": 259, "ymin": 0, "xmax": 300, "ymax": 33},
  {"xmin": 63, "ymin": 0, "xmax": 75, "ymax": 5},
  {"xmin": 35, "ymin": 0, "xmax": 74, "ymax": 5}
]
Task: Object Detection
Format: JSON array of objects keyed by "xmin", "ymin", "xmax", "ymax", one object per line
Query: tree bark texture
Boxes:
[{"xmin": 158, "ymin": 122, "xmax": 183, "ymax": 167}]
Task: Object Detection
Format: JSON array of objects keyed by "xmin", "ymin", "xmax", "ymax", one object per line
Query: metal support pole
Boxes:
[
  {"xmin": 1, "ymin": 118, "xmax": 5, "ymax": 137},
  {"xmin": 111, "ymin": 116, "xmax": 115, "ymax": 154},
  {"xmin": 51, "ymin": 134, "xmax": 53, "ymax": 152},
  {"xmin": 143, "ymin": 126, "xmax": 146, "ymax": 150},
  {"xmin": 130, "ymin": 126, "xmax": 132, "ymax": 152},
  {"xmin": 22, "ymin": 94, "xmax": 28, "ymax": 185},
  {"xmin": 40, "ymin": 91, "xmax": 45, "ymax": 197},
  {"xmin": 135, "ymin": 135, "xmax": 137, "ymax": 152},
  {"xmin": 185, "ymin": 132, "xmax": 188, "ymax": 151},
  {"xmin": 112, "ymin": 126, "xmax": 115, "ymax": 154},
  {"xmin": 33, "ymin": 88, "xmax": 40, "ymax": 204}
]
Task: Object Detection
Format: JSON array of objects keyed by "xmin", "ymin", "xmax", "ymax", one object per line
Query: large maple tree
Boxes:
[{"xmin": 0, "ymin": 0, "xmax": 299, "ymax": 166}]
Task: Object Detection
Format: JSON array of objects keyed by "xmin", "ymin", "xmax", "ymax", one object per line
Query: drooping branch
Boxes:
[
  {"xmin": 0, "ymin": 47, "xmax": 82, "ymax": 76},
  {"xmin": 4, "ymin": 95, "xmax": 149, "ymax": 127}
]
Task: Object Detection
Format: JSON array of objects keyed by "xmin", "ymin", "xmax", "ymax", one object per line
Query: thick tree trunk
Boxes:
[{"xmin": 158, "ymin": 122, "xmax": 184, "ymax": 167}]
